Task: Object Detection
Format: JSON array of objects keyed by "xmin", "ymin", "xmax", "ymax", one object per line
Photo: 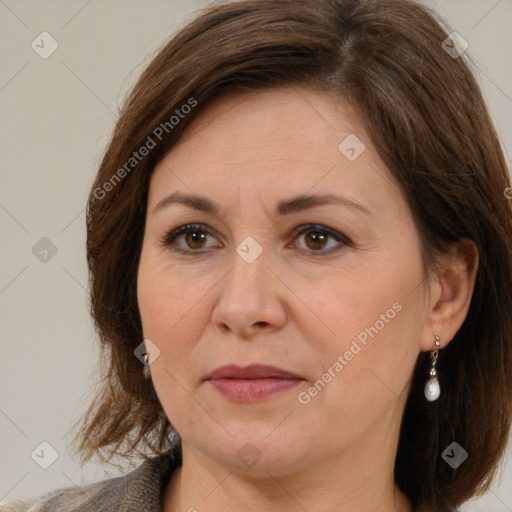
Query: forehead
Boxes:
[
  {"xmin": 148, "ymin": 86, "xmax": 406, "ymax": 219},
  {"xmin": 176, "ymin": 86, "xmax": 360, "ymax": 158}
]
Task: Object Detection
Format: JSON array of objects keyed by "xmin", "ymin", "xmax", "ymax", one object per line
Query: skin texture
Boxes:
[{"xmin": 137, "ymin": 87, "xmax": 478, "ymax": 512}]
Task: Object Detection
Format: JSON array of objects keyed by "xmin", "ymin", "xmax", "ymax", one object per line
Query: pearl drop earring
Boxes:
[{"xmin": 424, "ymin": 334, "xmax": 441, "ymax": 401}]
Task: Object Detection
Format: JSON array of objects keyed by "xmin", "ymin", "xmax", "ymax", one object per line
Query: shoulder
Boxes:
[{"xmin": 0, "ymin": 450, "xmax": 180, "ymax": 512}]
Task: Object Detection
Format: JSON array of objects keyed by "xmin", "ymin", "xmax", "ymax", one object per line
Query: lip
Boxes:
[
  {"xmin": 205, "ymin": 364, "xmax": 305, "ymax": 403},
  {"xmin": 206, "ymin": 364, "xmax": 303, "ymax": 380}
]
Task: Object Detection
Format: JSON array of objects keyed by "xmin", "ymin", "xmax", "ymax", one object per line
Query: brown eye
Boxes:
[
  {"xmin": 162, "ymin": 224, "xmax": 219, "ymax": 254},
  {"xmin": 184, "ymin": 230, "xmax": 208, "ymax": 249},
  {"xmin": 292, "ymin": 224, "xmax": 351, "ymax": 256},
  {"xmin": 303, "ymin": 231, "xmax": 329, "ymax": 251}
]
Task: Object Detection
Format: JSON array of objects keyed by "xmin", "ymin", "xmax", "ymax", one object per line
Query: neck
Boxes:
[
  {"xmin": 163, "ymin": 404, "xmax": 413, "ymax": 512},
  {"xmin": 164, "ymin": 464, "xmax": 412, "ymax": 512}
]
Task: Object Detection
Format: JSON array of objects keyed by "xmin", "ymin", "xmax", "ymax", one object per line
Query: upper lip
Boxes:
[{"xmin": 206, "ymin": 364, "xmax": 303, "ymax": 380}]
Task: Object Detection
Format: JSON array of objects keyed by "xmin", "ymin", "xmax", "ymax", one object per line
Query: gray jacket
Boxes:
[{"xmin": 1, "ymin": 450, "xmax": 179, "ymax": 512}]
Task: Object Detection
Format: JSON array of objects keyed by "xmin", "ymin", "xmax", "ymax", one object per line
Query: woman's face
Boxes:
[{"xmin": 137, "ymin": 87, "xmax": 432, "ymax": 477}]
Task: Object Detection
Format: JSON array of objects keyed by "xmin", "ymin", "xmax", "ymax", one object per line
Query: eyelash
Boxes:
[{"xmin": 160, "ymin": 223, "xmax": 352, "ymax": 257}]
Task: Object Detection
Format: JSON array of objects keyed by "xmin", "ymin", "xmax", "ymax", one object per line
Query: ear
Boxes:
[{"xmin": 419, "ymin": 238, "xmax": 479, "ymax": 352}]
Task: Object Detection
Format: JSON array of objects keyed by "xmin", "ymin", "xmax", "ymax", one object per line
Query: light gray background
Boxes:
[{"xmin": 1, "ymin": 0, "xmax": 511, "ymax": 510}]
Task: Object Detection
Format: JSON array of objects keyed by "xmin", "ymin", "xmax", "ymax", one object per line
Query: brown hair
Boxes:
[{"xmin": 73, "ymin": 1, "xmax": 512, "ymax": 510}]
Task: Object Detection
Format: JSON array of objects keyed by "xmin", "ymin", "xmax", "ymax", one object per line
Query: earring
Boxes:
[
  {"xmin": 424, "ymin": 334, "xmax": 441, "ymax": 402},
  {"xmin": 143, "ymin": 351, "xmax": 151, "ymax": 379}
]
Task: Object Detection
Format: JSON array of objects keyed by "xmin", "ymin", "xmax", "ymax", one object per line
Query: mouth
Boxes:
[{"xmin": 205, "ymin": 364, "xmax": 305, "ymax": 403}]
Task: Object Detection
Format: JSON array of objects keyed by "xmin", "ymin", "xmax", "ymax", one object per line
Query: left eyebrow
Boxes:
[
  {"xmin": 152, "ymin": 191, "xmax": 372, "ymax": 217},
  {"xmin": 276, "ymin": 193, "xmax": 372, "ymax": 216}
]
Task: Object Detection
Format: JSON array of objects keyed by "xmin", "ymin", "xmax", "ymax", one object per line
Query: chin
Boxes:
[{"xmin": 191, "ymin": 426, "xmax": 310, "ymax": 477}]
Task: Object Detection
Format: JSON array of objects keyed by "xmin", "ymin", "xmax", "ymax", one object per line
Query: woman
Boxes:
[{"xmin": 4, "ymin": 0, "xmax": 511, "ymax": 511}]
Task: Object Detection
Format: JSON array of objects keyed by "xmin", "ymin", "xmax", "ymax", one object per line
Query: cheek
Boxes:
[
  {"xmin": 137, "ymin": 254, "xmax": 214, "ymax": 371},
  {"xmin": 295, "ymin": 300, "xmax": 421, "ymax": 455},
  {"xmin": 137, "ymin": 259, "xmax": 209, "ymax": 426},
  {"xmin": 304, "ymin": 245, "xmax": 425, "ymax": 395},
  {"xmin": 138, "ymin": 246, "xmax": 191, "ymax": 333}
]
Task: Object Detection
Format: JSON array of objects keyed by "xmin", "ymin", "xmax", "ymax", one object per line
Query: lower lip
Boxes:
[{"xmin": 208, "ymin": 378, "xmax": 303, "ymax": 403}]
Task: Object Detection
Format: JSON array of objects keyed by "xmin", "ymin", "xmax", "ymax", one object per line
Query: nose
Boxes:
[{"xmin": 211, "ymin": 243, "xmax": 287, "ymax": 339}]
